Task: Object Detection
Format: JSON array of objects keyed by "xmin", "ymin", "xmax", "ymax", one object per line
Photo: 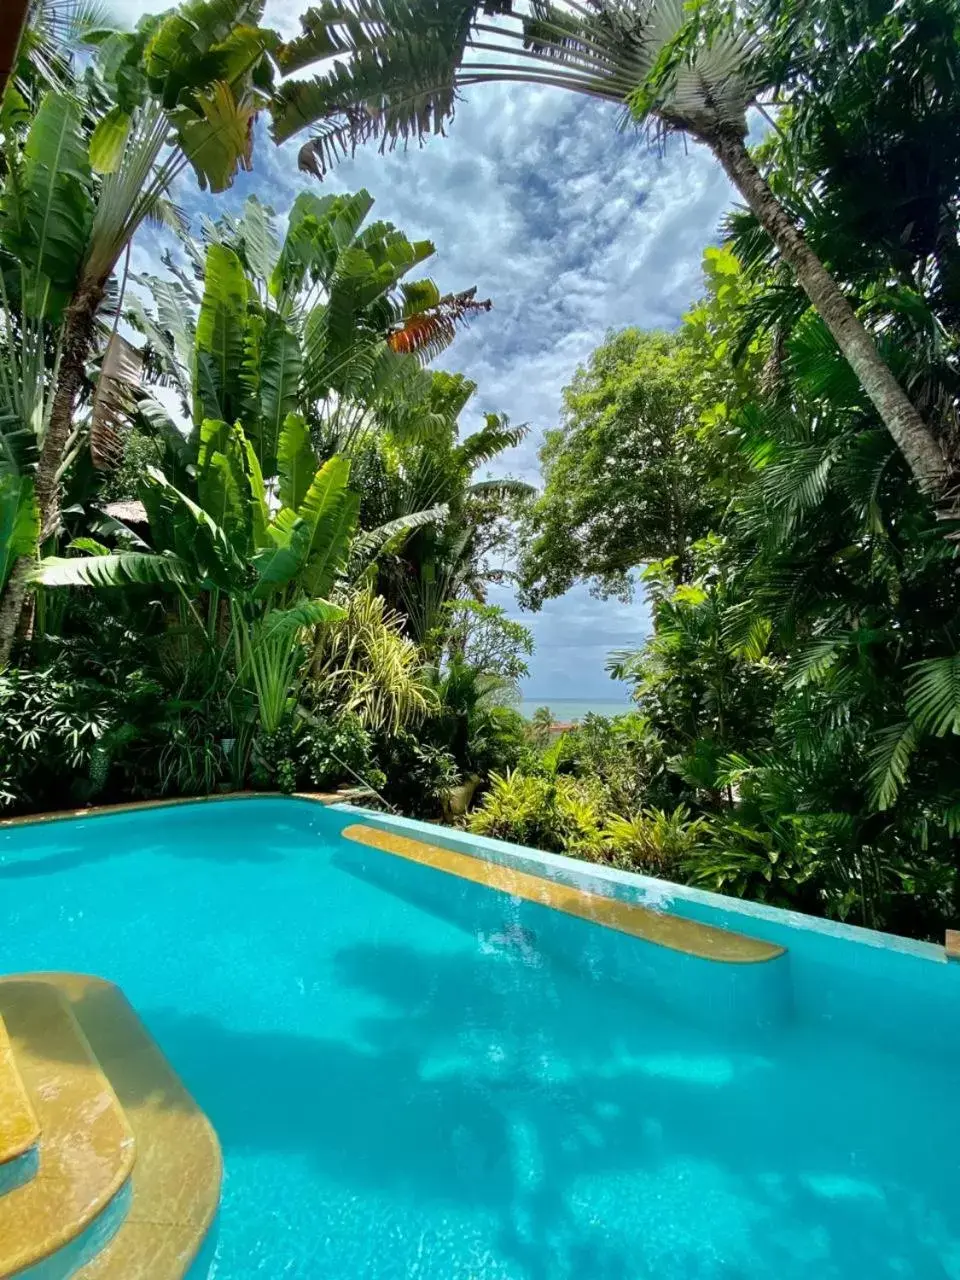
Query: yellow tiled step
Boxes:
[
  {"xmin": 21, "ymin": 973, "xmax": 223, "ymax": 1280},
  {"xmin": 342, "ymin": 823, "xmax": 786, "ymax": 964},
  {"xmin": 0, "ymin": 1012, "xmax": 40, "ymax": 1168},
  {"xmin": 0, "ymin": 979, "xmax": 135, "ymax": 1278}
]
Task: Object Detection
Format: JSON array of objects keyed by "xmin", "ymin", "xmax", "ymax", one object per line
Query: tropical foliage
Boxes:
[
  {"xmin": 0, "ymin": 1, "xmax": 530, "ymax": 810},
  {"xmin": 0, "ymin": 0, "xmax": 280, "ymax": 658},
  {"xmin": 510, "ymin": 0, "xmax": 960, "ymax": 938},
  {"xmin": 6, "ymin": 0, "xmax": 960, "ymax": 949},
  {"xmin": 268, "ymin": 0, "xmax": 952, "ymax": 505}
]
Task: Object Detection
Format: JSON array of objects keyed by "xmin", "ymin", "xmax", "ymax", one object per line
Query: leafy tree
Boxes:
[
  {"xmin": 29, "ymin": 187, "xmax": 512, "ymax": 755},
  {"xmin": 598, "ymin": 238, "xmax": 960, "ymax": 936},
  {"xmin": 435, "ymin": 599, "xmax": 534, "ymax": 683},
  {"xmin": 36, "ymin": 415, "xmax": 354, "ymax": 732},
  {"xmin": 518, "ymin": 328, "xmax": 717, "ymax": 605},
  {"xmin": 267, "ymin": 0, "xmax": 949, "ymax": 503},
  {"xmin": 128, "ymin": 190, "xmax": 488, "ymax": 483}
]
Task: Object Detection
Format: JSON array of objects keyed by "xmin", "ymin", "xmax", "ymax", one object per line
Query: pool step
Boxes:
[
  {"xmin": 0, "ymin": 973, "xmax": 222, "ymax": 1280},
  {"xmin": 0, "ymin": 1011, "xmax": 40, "ymax": 1185},
  {"xmin": 0, "ymin": 980, "xmax": 135, "ymax": 1278},
  {"xmin": 49, "ymin": 973, "xmax": 223, "ymax": 1280}
]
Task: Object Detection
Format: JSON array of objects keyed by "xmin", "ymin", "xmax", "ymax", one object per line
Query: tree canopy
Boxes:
[{"xmin": 518, "ymin": 328, "xmax": 718, "ymax": 605}]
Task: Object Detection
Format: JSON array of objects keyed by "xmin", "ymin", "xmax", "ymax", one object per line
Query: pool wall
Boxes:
[
  {"xmin": 334, "ymin": 803, "xmax": 960, "ymax": 1060},
  {"xmin": 3, "ymin": 794, "xmax": 958, "ymax": 1061}
]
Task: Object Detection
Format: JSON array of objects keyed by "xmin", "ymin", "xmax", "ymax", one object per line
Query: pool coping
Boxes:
[{"xmin": 0, "ymin": 791, "xmax": 340, "ymax": 829}]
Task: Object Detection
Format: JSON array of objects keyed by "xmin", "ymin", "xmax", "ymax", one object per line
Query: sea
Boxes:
[{"xmin": 517, "ymin": 697, "xmax": 633, "ymax": 722}]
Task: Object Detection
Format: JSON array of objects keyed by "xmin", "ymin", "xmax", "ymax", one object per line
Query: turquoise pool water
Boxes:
[{"xmin": 2, "ymin": 797, "xmax": 959, "ymax": 1278}]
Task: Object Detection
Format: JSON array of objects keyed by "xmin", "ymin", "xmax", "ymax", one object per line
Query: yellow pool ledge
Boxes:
[{"xmin": 341, "ymin": 824, "xmax": 785, "ymax": 965}]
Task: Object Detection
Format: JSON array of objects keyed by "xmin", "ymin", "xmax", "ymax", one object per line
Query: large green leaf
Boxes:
[
  {"xmin": 297, "ymin": 454, "xmax": 351, "ymax": 538},
  {"xmin": 269, "ymin": 189, "xmax": 374, "ymax": 300},
  {"xmin": 303, "ymin": 488, "xmax": 359, "ymax": 597},
  {"xmin": 172, "ymin": 81, "xmax": 258, "ymax": 194},
  {"xmin": 240, "ymin": 433, "xmax": 270, "ymax": 549},
  {"xmin": 144, "ymin": 1, "xmax": 269, "ymax": 103},
  {"xmin": 196, "ymin": 418, "xmax": 254, "ymax": 556},
  {"xmin": 261, "ymin": 597, "xmax": 345, "ymax": 637},
  {"xmin": 276, "ymin": 413, "xmax": 316, "ymax": 513},
  {"xmin": 88, "ymin": 106, "xmax": 132, "ymax": 174},
  {"xmin": 194, "ymin": 242, "xmax": 250, "ymax": 425},
  {"xmin": 254, "ymin": 312, "xmax": 302, "ymax": 475},
  {"xmin": 251, "ymin": 512, "xmax": 314, "ymax": 593},
  {"xmin": 140, "ymin": 466, "xmax": 249, "ymax": 592},
  {"xmin": 0, "ymin": 92, "xmax": 93, "ymax": 318},
  {"xmin": 236, "ymin": 194, "xmax": 280, "ymax": 285},
  {"xmin": 138, "ymin": 395, "xmax": 194, "ymax": 485},
  {"xmin": 0, "ymin": 473, "xmax": 39, "ymax": 592},
  {"xmin": 33, "ymin": 551, "xmax": 192, "ymax": 588},
  {"xmin": 349, "ymin": 504, "xmax": 447, "ymax": 567}
]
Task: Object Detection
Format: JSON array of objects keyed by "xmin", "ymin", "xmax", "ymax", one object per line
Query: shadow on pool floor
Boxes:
[
  {"xmin": 0, "ymin": 838, "xmax": 285, "ymax": 879},
  {"xmin": 112, "ymin": 940, "xmax": 960, "ymax": 1280}
]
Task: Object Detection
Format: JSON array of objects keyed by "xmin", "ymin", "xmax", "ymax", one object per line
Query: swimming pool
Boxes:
[{"xmin": 2, "ymin": 795, "xmax": 959, "ymax": 1278}]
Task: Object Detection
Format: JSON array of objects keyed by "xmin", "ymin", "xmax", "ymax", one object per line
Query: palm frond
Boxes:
[
  {"xmin": 906, "ymin": 655, "xmax": 960, "ymax": 737},
  {"xmin": 387, "ymin": 287, "xmax": 492, "ymax": 360},
  {"xmin": 867, "ymin": 721, "xmax": 918, "ymax": 811}
]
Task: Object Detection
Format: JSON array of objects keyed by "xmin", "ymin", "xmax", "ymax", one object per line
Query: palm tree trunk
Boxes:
[
  {"xmin": 36, "ymin": 283, "xmax": 104, "ymax": 536},
  {"xmin": 0, "ymin": 281, "xmax": 104, "ymax": 665},
  {"xmin": 0, "ymin": 559, "xmax": 32, "ymax": 664},
  {"xmin": 0, "ymin": 0, "xmax": 31, "ymax": 102},
  {"xmin": 710, "ymin": 128, "xmax": 949, "ymax": 497}
]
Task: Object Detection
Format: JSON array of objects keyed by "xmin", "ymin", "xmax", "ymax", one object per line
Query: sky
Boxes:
[{"xmin": 113, "ymin": 0, "xmax": 738, "ymax": 702}]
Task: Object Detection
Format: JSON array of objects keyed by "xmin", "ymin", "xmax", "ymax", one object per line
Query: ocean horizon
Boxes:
[{"xmin": 518, "ymin": 697, "xmax": 633, "ymax": 721}]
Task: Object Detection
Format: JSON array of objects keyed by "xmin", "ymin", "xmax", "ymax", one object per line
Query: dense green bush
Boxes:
[
  {"xmin": 468, "ymin": 770, "xmax": 607, "ymax": 859},
  {"xmin": 376, "ymin": 730, "xmax": 461, "ymax": 817},
  {"xmin": 467, "ymin": 769, "xmax": 713, "ymax": 876},
  {"xmin": 536, "ymin": 711, "xmax": 676, "ymax": 813},
  {"xmin": 250, "ymin": 714, "xmax": 384, "ymax": 796},
  {"xmin": 605, "ymin": 807, "xmax": 713, "ymax": 877}
]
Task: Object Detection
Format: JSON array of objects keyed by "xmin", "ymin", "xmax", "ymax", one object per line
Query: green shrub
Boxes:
[
  {"xmin": 467, "ymin": 770, "xmax": 606, "ymax": 858},
  {"xmin": 299, "ymin": 713, "xmax": 384, "ymax": 793},
  {"xmin": 466, "ymin": 705, "xmax": 527, "ymax": 777},
  {"xmin": 605, "ymin": 806, "xmax": 712, "ymax": 876},
  {"xmin": 556, "ymin": 711, "xmax": 678, "ymax": 813},
  {"xmin": 377, "ymin": 730, "xmax": 461, "ymax": 817},
  {"xmin": 250, "ymin": 714, "xmax": 385, "ymax": 796},
  {"xmin": 0, "ymin": 664, "xmax": 169, "ymax": 813}
]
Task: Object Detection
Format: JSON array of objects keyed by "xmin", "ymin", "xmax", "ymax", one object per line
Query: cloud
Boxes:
[{"xmin": 108, "ymin": 1, "xmax": 735, "ymax": 697}]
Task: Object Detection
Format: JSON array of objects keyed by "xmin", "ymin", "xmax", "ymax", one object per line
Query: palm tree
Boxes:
[
  {"xmin": 268, "ymin": 0, "xmax": 949, "ymax": 503},
  {"xmin": 358, "ymin": 376, "xmax": 533, "ymax": 644}
]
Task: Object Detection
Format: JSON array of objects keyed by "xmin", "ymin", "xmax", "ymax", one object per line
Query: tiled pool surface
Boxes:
[{"xmin": 1, "ymin": 795, "xmax": 959, "ymax": 1278}]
